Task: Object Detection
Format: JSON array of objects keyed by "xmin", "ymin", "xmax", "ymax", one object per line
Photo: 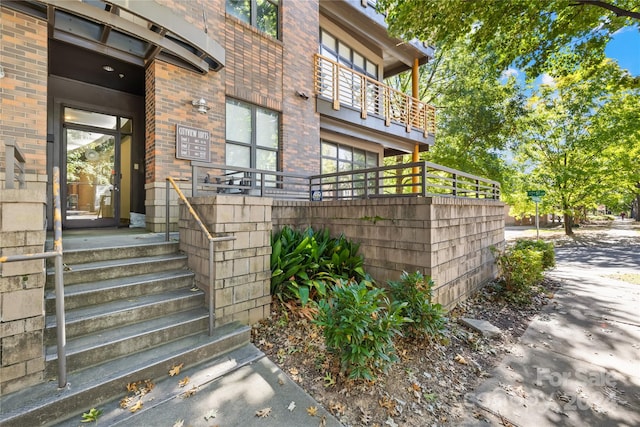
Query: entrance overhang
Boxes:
[{"xmin": 3, "ymin": 0, "xmax": 225, "ymax": 74}]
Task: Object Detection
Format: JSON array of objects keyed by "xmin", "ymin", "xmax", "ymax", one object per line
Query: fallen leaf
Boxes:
[
  {"xmin": 256, "ymin": 407, "xmax": 272, "ymax": 418},
  {"xmin": 287, "ymin": 401, "xmax": 296, "ymax": 412},
  {"xmin": 172, "ymin": 420, "xmax": 184, "ymax": 427},
  {"xmin": 181, "ymin": 387, "xmax": 197, "ymax": 398},
  {"xmin": 319, "ymin": 415, "xmax": 327, "ymax": 427},
  {"xmin": 455, "ymin": 354, "xmax": 468, "ymax": 365},
  {"xmin": 204, "ymin": 409, "xmax": 218, "ymax": 420},
  {"xmin": 330, "ymin": 402, "xmax": 346, "ymax": 415},
  {"xmin": 129, "ymin": 400, "xmax": 143, "ymax": 413},
  {"xmin": 178, "ymin": 377, "xmax": 190, "ymax": 388},
  {"xmin": 289, "ymin": 367, "xmax": 299, "ymax": 376},
  {"xmin": 307, "ymin": 406, "xmax": 318, "ymax": 417},
  {"xmin": 169, "ymin": 363, "xmax": 184, "ymax": 376},
  {"xmin": 126, "ymin": 382, "xmax": 138, "ymax": 392}
]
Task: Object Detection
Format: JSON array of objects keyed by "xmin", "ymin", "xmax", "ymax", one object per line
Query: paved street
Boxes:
[{"xmin": 466, "ymin": 220, "xmax": 640, "ymax": 426}]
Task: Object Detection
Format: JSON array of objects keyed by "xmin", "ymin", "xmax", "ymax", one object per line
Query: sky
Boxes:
[{"xmin": 605, "ymin": 26, "xmax": 640, "ymax": 76}]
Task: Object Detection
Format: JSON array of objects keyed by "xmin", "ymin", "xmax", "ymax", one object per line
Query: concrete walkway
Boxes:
[{"xmin": 466, "ymin": 220, "xmax": 640, "ymax": 426}]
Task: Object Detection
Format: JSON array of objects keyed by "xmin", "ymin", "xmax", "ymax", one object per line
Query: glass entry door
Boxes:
[
  {"xmin": 63, "ymin": 107, "xmax": 122, "ymax": 228},
  {"xmin": 65, "ymin": 129, "xmax": 119, "ymax": 226}
]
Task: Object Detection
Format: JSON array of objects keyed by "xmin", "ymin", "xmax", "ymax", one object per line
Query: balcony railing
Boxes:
[
  {"xmin": 313, "ymin": 54, "xmax": 436, "ymax": 137},
  {"xmin": 190, "ymin": 161, "xmax": 500, "ymax": 201}
]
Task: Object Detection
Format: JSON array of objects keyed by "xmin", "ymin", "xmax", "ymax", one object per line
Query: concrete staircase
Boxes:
[{"xmin": 0, "ymin": 240, "xmax": 261, "ymax": 427}]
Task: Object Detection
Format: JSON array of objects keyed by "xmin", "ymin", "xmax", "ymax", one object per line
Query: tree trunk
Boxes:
[{"xmin": 564, "ymin": 212, "xmax": 573, "ymax": 235}]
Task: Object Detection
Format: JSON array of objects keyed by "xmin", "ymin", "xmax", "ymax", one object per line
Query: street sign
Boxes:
[
  {"xmin": 530, "ymin": 196, "xmax": 542, "ymax": 203},
  {"xmin": 527, "ymin": 190, "xmax": 546, "ymax": 197}
]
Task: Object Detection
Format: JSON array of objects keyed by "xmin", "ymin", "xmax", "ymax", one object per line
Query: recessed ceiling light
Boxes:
[
  {"xmin": 102, "ymin": 65, "xmax": 115, "ymax": 72},
  {"xmin": 118, "ymin": 73, "xmax": 125, "ymax": 78}
]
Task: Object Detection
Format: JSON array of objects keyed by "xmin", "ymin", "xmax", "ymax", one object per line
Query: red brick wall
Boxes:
[
  {"xmin": 145, "ymin": 1, "xmax": 226, "ymax": 184},
  {"xmin": 0, "ymin": 7, "xmax": 47, "ymax": 177},
  {"xmin": 281, "ymin": 0, "xmax": 320, "ymax": 175},
  {"xmin": 145, "ymin": 0, "xmax": 321, "ymax": 185}
]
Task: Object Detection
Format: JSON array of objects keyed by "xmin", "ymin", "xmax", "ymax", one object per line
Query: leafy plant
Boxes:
[
  {"xmin": 513, "ymin": 239, "xmax": 555, "ymax": 270},
  {"xmin": 493, "ymin": 244, "xmax": 544, "ymax": 305},
  {"xmin": 314, "ymin": 278, "xmax": 409, "ymax": 380},
  {"xmin": 270, "ymin": 226, "xmax": 366, "ymax": 304},
  {"xmin": 388, "ymin": 271, "xmax": 447, "ymax": 337},
  {"xmin": 80, "ymin": 408, "xmax": 103, "ymax": 423}
]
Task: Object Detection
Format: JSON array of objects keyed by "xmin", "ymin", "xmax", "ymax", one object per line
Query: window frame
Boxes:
[
  {"xmin": 226, "ymin": 0, "xmax": 280, "ymax": 40},
  {"xmin": 225, "ymin": 98, "xmax": 281, "ymax": 175},
  {"xmin": 320, "ymin": 29, "xmax": 378, "ymax": 80}
]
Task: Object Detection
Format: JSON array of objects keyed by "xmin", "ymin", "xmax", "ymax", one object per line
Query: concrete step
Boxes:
[
  {"xmin": 44, "ymin": 287, "xmax": 204, "ymax": 345},
  {"xmin": 50, "ymin": 241, "xmax": 181, "ymax": 266},
  {"xmin": 0, "ymin": 323, "xmax": 255, "ymax": 427},
  {"xmin": 45, "ymin": 308, "xmax": 209, "ymax": 378},
  {"xmin": 44, "ymin": 269, "xmax": 195, "ymax": 312},
  {"xmin": 46, "ymin": 253, "xmax": 189, "ymax": 287}
]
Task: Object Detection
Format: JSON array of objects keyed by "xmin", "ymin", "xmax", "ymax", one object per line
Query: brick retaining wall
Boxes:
[{"xmin": 272, "ymin": 197, "xmax": 505, "ymax": 309}]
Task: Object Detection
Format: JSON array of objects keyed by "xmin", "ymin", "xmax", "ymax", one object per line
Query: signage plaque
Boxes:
[{"xmin": 176, "ymin": 124, "xmax": 211, "ymax": 162}]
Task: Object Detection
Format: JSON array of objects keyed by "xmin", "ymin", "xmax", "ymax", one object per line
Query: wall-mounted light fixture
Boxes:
[
  {"xmin": 191, "ymin": 98, "xmax": 209, "ymax": 114},
  {"xmin": 295, "ymin": 90, "xmax": 309, "ymax": 100}
]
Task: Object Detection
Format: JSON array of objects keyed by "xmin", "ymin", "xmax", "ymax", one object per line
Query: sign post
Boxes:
[{"xmin": 527, "ymin": 190, "xmax": 546, "ymax": 239}]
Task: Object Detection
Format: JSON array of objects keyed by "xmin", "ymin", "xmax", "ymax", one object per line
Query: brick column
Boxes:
[
  {"xmin": 0, "ymin": 190, "xmax": 47, "ymax": 395},
  {"xmin": 179, "ymin": 195, "xmax": 272, "ymax": 326}
]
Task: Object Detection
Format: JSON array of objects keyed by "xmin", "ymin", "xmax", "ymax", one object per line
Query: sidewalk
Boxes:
[{"xmin": 465, "ymin": 221, "xmax": 640, "ymax": 426}]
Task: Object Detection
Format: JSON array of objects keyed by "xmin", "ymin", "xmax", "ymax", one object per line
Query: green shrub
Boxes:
[
  {"xmin": 314, "ymin": 279, "xmax": 409, "ymax": 380},
  {"xmin": 494, "ymin": 246, "xmax": 544, "ymax": 305},
  {"xmin": 513, "ymin": 239, "xmax": 555, "ymax": 269},
  {"xmin": 388, "ymin": 271, "xmax": 446, "ymax": 337},
  {"xmin": 270, "ymin": 226, "xmax": 365, "ymax": 304}
]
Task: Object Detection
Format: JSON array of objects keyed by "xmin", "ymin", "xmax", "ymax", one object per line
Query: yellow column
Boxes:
[{"xmin": 412, "ymin": 58, "xmax": 420, "ymax": 191}]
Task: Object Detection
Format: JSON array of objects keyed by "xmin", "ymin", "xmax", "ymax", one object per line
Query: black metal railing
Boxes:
[
  {"xmin": 190, "ymin": 161, "xmax": 500, "ymax": 201},
  {"xmin": 4, "ymin": 138, "xmax": 26, "ymax": 189}
]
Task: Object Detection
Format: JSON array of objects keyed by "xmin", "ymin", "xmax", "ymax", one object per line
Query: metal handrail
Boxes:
[
  {"xmin": 4, "ymin": 138, "xmax": 26, "ymax": 189},
  {"xmin": 313, "ymin": 54, "xmax": 436, "ymax": 137},
  {"xmin": 309, "ymin": 161, "xmax": 501, "ymax": 200},
  {"xmin": 0, "ymin": 167, "xmax": 66, "ymax": 388},
  {"xmin": 165, "ymin": 177, "xmax": 235, "ymax": 336}
]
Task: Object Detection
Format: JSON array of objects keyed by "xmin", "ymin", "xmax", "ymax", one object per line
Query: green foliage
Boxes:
[
  {"xmin": 377, "ymin": 0, "xmax": 638, "ymax": 80},
  {"xmin": 388, "ymin": 271, "xmax": 446, "ymax": 337},
  {"xmin": 493, "ymin": 245, "xmax": 544, "ymax": 305},
  {"xmin": 513, "ymin": 240, "xmax": 556, "ymax": 270},
  {"xmin": 80, "ymin": 408, "xmax": 103, "ymax": 423},
  {"xmin": 314, "ymin": 279, "xmax": 409, "ymax": 380},
  {"xmin": 270, "ymin": 226, "xmax": 366, "ymax": 304}
]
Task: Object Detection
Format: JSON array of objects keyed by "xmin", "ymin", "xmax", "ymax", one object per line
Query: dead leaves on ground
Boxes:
[
  {"xmin": 169, "ymin": 362, "xmax": 184, "ymax": 376},
  {"xmin": 255, "ymin": 407, "xmax": 272, "ymax": 418},
  {"xmin": 120, "ymin": 379, "xmax": 154, "ymax": 412}
]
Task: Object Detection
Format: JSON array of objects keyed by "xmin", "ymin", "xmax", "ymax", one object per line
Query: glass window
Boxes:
[
  {"xmin": 226, "ymin": 98, "xmax": 280, "ymax": 173},
  {"xmin": 226, "ymin": 0, "xmax": 250, "ymax": 23},
  {"xmin": 64, "ymin": 107, "xmax": 117, "ymax": 130},
  {"xmin": 226, "ymin": 100, "xmax": 252, "ymax": 144},
  {"xmin": 226, "ymin": 144, "xmax": 251, "ymax": 168},
  {"xmin": 120, "ymin": 117, "xmax": 133, "ymax": 133},
  {"xmin": 256, "ymin": 108, "xmax": 278, "ymax": 149},
  {"xmin": 320, "ymin": 29, "xmax": 379, "ymax": 80},
  {"xmin": 227, "ymin": 0, "xmax": 279, "ymax": 39},
  {"xmin": 321, "ymin": 140, "xmax": 378, "ymax": 175}
]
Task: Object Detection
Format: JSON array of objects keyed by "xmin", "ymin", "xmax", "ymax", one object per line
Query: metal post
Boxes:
[
  {"xmin": 165, "ymin": 180, "xmax": 170, "ymax": 242},
  {"xmin": 535, "ymin": 201, "xmax": 540, "ymax": 240},
  {"xmin": 52, "ymin": 167, "xmax": 67, "ymax": 388}
]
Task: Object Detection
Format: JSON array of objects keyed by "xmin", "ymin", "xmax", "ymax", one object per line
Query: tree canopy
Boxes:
[
  {"xmin": 377, "ymin": 0, "xmax": 639, "ymax": 80},
  {"xmin": 510, "ymin": 59, "xmax": 640, "ymax": 233}
]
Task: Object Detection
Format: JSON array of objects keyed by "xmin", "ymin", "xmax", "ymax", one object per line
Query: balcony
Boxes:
[{"xmin": 313, "ymin": 54, "xmax": 435, "ymax": 148}]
